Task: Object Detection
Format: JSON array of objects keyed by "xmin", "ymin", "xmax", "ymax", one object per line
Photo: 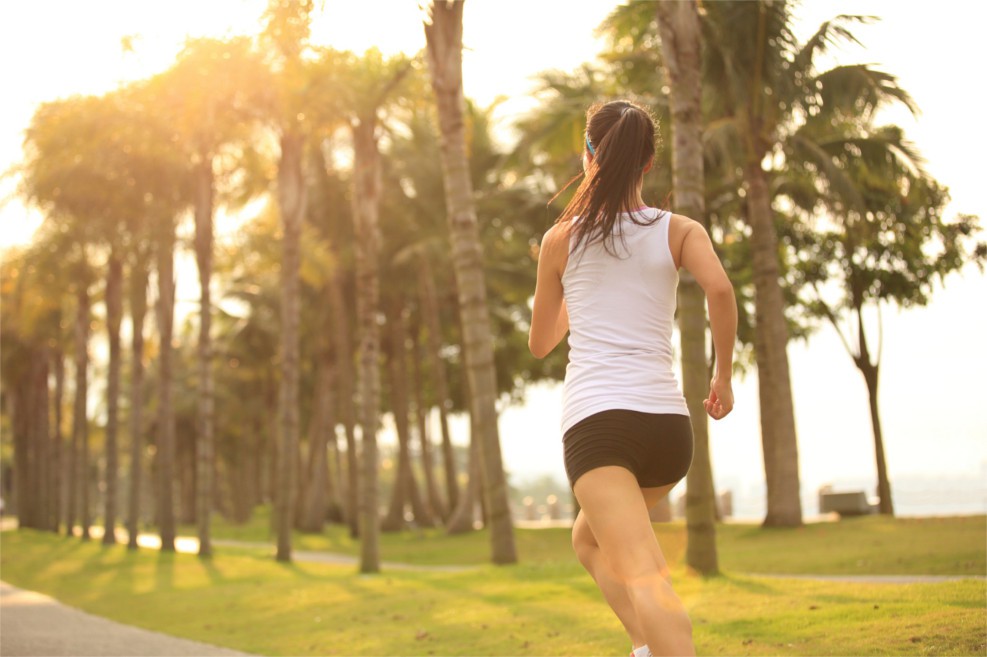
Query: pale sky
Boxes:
[{"xmin": 2, "ymin": 1, "xmax": 985, "ymax": 515}]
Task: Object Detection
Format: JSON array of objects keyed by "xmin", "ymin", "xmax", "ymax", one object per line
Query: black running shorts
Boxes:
[{"xmin": 562, "ymin": 409, "xmax": 694, "ymax": 490}]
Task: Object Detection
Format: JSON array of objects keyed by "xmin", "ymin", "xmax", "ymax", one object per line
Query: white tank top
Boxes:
[{"xmin": 560, "ymin": 208, "xmax": 689, "ymax": 435}]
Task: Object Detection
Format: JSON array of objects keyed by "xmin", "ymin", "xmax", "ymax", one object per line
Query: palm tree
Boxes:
[
  {"xmin": 126, "ymin": 249, "xmax": 151, "ymax": 549},
  {"xmin": 424, "ymin": 0, "xmax": 517, "ymax": 564},
  {"xmin": 20, "ymin": 94, "xmax": 136, "ymax": 541},
  {"xmin": 262, "ymin": 0, "xmax": 315, "ymax": 564},
  {"xmin": 381, "ymin": 298, "xmax": 435, "ymax": 531},
  {"xmin": 311, "ymin": 46, "xmax": 413, "ymax": 571},
  {"xmin": 158, "ymin": 36, "xmax": 270, "ymax": 555},
  {"xmin": 119, "ymin": 78, "xmax": 194, "ymax": 550},
  {"xmin": 0, "ymin": 233, "xmax": 68, "ymax": 531},
  {"xmin": 655, "ymin": 0, "xmax": 720, "ymax": 575},
  {"xmin": 700, "ymin": 4, "xmax": 935, "ymax": 525}
]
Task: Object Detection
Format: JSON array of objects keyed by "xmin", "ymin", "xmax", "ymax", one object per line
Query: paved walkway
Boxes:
[
  {"xmin": 0, "ymin": 581, "xmax": 253, "ymax": 656},
  {"xmin": 743, "ymin": 572, "xmax": 984, "ymax": 584},
  {"xmin": 86, "ymin": 524, "xmax": 478, "ymax": 573}
]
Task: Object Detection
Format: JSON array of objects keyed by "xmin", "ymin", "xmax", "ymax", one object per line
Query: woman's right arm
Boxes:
[{"xmin": 678, "ymin": 217, "xmax": 738, "ymax": 420}]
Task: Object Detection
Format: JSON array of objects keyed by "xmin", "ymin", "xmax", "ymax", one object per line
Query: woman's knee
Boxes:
[
  {"xmin": 571, "ymin": 513, "xmax": 598, "ymax": 565},
  {"xmin": 605, "ymin": 543, "xmax": 667, "ymax": 585}
]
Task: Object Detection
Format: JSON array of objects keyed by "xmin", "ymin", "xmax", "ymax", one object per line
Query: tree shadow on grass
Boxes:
[
  {"xmin": 717, "ymin": 572, "xmax": 783, "ymax": 595},
  {"xmin": 286, "ymin": 563, "xmax": 622, "ymax": 657}
]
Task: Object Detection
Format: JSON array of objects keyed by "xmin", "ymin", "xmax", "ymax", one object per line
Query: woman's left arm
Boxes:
[{"xmin": 528, "ymin": 224, "xmax": 569, "ymax": 359}]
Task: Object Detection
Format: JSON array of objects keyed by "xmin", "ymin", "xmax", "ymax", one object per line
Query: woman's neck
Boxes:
[{"xmin": 625, "ymin": 194, "xmax": 648, "ymax": 211}]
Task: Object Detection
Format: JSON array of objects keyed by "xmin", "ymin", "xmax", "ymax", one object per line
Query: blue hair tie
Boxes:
[{"xmin": 585, "ymin": 135, "xmax": 596, "ymax": 156}]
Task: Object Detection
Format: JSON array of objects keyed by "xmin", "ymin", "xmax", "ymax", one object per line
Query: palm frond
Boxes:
[
  {"xmin": 789, "ymin": 132, "xmax": 866, "ymax": 213},
  {"xmin": 792, "ymin": 14, "xmax": 874, "ymax": 76},
  {"xmin": 814, "ymin": 64, "xmax": 919, "ymax": 121}
]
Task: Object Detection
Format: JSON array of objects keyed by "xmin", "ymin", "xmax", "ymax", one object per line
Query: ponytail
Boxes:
[{"xmin": 551, "ymin": 100, "xmax": 658, "ymax": 256}]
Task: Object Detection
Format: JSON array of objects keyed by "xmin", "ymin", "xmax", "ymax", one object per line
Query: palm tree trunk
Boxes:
[
  {"xmin": 73, "ymin": 279, "xmax": 92, "ymax": 540},
  {"xmin": 417, "ymin": 256, "xmax": 458, "ymax": 519},
  {"xmin": 64, "ymin": 343, "xmax": 77, "ymax": 537},
  {"xmin": 328, "ymin": 264, "xmax": 359, "ymax": 537},
  {"xmin": 102, "ymin": 249, "xmax": 123, "ymax": 545},
  {"xmin": 51, "ymin": 346, "xmax": 65, "ymax": 533},
  {"xmin": 276, "ymin": 129, "xmax": 306, "ymax": 562},
  {"xmin": 178, "ymin": 433, "xmax": 196, "ymax": 525},
  {"xmin": 744, "ymin": 159, "xmax": 803, "ymax": 527},
  {"xmin": 264, "ymin": 374, "xmax": 278, "ymax": 508},
  {"xmin": 126, "ymin": 258, "xmax": 149, "ymax": 550},
  {"xmin": 327, "ymin": 406, "xmax": 344, "ymax": 522},
  {"xmin": 156, "ymin": 221, "xmax": 178, "ymax": 551},
  {"xmin": 383, "ymin": 301, "xmax": 435, "ymax": 532},
  {"xmin": 194, "ymin": 158, "xmax": 216, "ymax": 557},
  {"xmin": 446, "ymin": 422, "xmax": 481, "ymax": 534},
  {"xmin": 11, "ymin": 386, "xmax": 28, "ymax": 526},
  {"xmin": 352, "ymin": 118, "xmax": 383, "ymax": 572},
  {"xmin": 411, "ymin": 312, "xmax": 446, "ymax": 522},
  {"xmin": 38, "ymin": 349, "xmax": 51, "ymax": 531},
  {"xmin": 300, "ymin": 353, "xmax": 332, "ymax": 532},
  {"xmin": 425, "ymin": 0, "xmax": 517, "ymax": 563},
  {"xmin": 17, "ymin": 347, "xmax": 49, "ymax": 529},
  {"xmin": 656, "ymin": 0, "xmax": 719, "ymax": 576}
]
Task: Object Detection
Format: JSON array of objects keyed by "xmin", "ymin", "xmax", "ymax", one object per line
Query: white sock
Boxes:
[{"xmin": 632, "ymin": 644, "xmax": 651, "ymax": 657}]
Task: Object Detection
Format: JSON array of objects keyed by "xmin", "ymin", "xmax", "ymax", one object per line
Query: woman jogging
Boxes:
[{"xmin": 528, "ymin": 100, "xmax": 738, "ymax": 657}]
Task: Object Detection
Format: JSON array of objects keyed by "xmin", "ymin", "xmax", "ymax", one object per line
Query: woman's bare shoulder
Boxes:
[
  {"xmin": 668, "ymin": 212, "xmax": 702, "ymax": 230},
  {"xmin": 667, "ymin": 213, "xmax": 705, "ymax": 269},
  {"xmin": 542, "ymin": 221, "xmax": 574, "ymax": 252}
]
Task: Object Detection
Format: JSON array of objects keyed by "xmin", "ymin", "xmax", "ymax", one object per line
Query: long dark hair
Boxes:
[{"xmin": 551, "ymin": 100, "xmax": 660, "ymax": 256}]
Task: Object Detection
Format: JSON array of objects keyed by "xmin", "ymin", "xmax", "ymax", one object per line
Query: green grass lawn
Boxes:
[
  {"xmin": 2, "ymin": 520, "xmax": 985, "ymax": 656},
  {"xmin": 176, "ymin": 508, "xmax": 986, "ymax": 576}
]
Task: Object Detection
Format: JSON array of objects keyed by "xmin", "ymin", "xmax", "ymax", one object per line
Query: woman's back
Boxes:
[{"xmin": 561, "ymin": 208, "xmax": 688, "ymax": 434}]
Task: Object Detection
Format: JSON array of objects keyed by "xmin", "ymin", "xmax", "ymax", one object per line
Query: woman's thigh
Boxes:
[{"xmin": 572, "ymin": 465, "xmax": 671, "ymax": 582}]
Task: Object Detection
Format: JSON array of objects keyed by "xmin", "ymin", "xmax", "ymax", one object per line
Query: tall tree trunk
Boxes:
[
  {"xmin": 744, "ymin": 160, "xmax": 803, "ymax": 527},
  {"xmin": 194, "ymin": 158, "xmax": 216, "ymax": 557},
  {"xmin": 51, "ymin": 346, "xmax": 65, "ymax": 533},
  {"xmin": 64, "ymin": 346, "xmax": 77, "ymax": 536},
  {"xmin": 352, "ymin": 119, "xmax": 383, "ymax": 572},
  {"xmin": 15, "ymin": 348, "xmax": 49, "ymax": 529},
  {"xmin": 328, "ymin": 264, "xmax": 359, "ymax": 537},
  {"xmin": 854, "ymin": 309, "xmax": 893, "ymax": 515},
  {"xmin": 424, "ymin": 0, "xmax": 517, "ymax": 563},
  {"xmin": 862, "ymin": 364, "xmax": 893, "ymax": 516},
  {"xmin": 33, "ymin": 349, "xmax": 51, "ymax": 531},
  {"xmin": 265, "ymin": 375, "xmax": 278, "ymax": 510},
  {"xmin": 126, "ymin": 258, "xmax": 149, "ymax": 550},
  {"xmin": 73, "ymin": 281, "xmax": 92, "ymax": 540},
  {"xmin": 299, "ymin": 351, "xmax": 332, "ymax": 532},
  {"xmin": 276, "ymin": 129, "xmax": 306, "ymax": 562},
  {"xmin": 325, "ymin": 363, "xmax": 345, "ymax": 524},
  {"xmin": 446, "ymin": 420, "xmax": 481, "ymax": 534},
  {"xmin": 383, "ymin": 301, "xmax": 434, "ymax": 531},
  {"xmin": 156, "ymin": 221, "xmax": 178, "ymax": 551},
  {"xmin": 418, "ymin": 256, "xmax": 458, "ymax": 519},
  {"xmin": 178, "ymin": 432, "xmax": 196, "ymax": 525},
  {"xmin": 319, "ymin": 139, "xmax": 360, "ymax": 536},
  {"xmin": 411, "ymin": 312, "xmax": 446, "ymax": 522},
  {"xmin": 656, "ymin": 0, "xmax": 719, "ymax": 576},
  {"xmin": 102, "ymin": 249, "xmax": 124, "ymax": 545},
  {"xmin": 12, "ymin": 388, "xmax": 29, "ymax": 526}
]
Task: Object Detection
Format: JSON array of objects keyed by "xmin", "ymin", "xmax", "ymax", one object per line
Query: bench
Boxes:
[{"xmin": 818, "ymin": 488, "xmax": 877, "ymax": 516}]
